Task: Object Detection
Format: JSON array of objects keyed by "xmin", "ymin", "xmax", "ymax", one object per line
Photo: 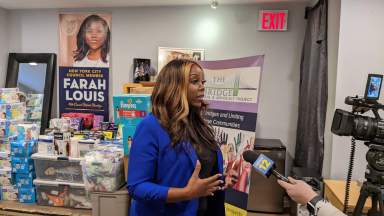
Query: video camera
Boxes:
[
  {"xmin": 331, "ymin": 74, "xmax": 384, "ymax": 145},
  {"xmin": 331, "ymin": 74, "xmax": 384, "ymax": 215}
]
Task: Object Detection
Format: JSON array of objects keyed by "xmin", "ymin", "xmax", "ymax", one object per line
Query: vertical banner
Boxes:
[
  {"xmin": 200, "ymin": 56, "xmax": 264, "ymax": 215},
  {"xmin": 59, "ymin": 14, "xmax": 111, "ymax": 120}
]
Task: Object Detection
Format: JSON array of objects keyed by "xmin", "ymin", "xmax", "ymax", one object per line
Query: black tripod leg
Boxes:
[
  {"xmin": 367, "ymin": 195, "xmax": 379, "ymax": 216},
  {"xmin": 378, "ymin": 191, "xmax": 384, "ymax": 215},
  {"xmin": 353, "ymin": 189, "xmax": 369, "ymax": 216}
]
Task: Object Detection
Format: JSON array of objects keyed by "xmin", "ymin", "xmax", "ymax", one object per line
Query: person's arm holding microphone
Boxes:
[
  {"xmin": 242, "ymin": 150, "xmax": 346, "ymax": 216},
  {"xmin": 277, "ymin": 178, "xmax": 346, "ymax": 216}
]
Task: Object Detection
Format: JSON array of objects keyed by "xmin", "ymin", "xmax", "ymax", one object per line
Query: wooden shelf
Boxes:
[
  {"xmin": 0, "ymin": 201, "xmax": 91, "ymax": 216},
  {"xmin": 324, "ymin": 179, "xmax": 371, "ymax": 213}
]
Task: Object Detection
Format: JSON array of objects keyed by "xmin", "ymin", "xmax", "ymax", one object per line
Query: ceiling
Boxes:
[{"xmin": 0, "ymin": 0, "xmax": 312, "ymax": 10}]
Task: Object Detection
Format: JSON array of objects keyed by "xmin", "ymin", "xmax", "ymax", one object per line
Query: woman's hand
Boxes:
[
  {"xmin": 224, "ymin": 169, "xmax": 238, "ymax": 189},
  {"xmin": 184, "ymin": 161, "xmax": 223, "ymax": 199}
]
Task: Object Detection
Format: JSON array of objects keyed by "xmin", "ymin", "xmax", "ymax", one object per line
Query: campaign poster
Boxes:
[
  {"xmin": 59, "ymin": 13, "xmax": 111, "ymax": 120},
  {"xmin": 200, "ymin": 56, "xmax": 264, "ymax": 215}
]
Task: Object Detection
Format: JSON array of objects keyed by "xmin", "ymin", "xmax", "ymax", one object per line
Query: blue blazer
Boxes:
[{"xmin": 127, "ymin": 114, "xmax": 225, "ymax": 216}]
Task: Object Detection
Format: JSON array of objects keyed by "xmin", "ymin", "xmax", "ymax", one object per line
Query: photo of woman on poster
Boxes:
[{"xmin": 73, "ymin": 14, "xmax": 111, "ymax": 68}]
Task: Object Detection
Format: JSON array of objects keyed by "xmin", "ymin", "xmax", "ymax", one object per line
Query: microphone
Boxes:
[{"xmin": 243, "ymin": 150, "xmax": 291, "ymax": 183}]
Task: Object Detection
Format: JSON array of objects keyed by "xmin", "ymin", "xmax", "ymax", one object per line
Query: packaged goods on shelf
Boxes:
[
  {"xmin": 15, "ymin": 173, "xmax": 35, "ymax": 188},
  {"xmin": 1, "ymin": 185, "xmax": 18, "ymax": 201},
  {"xmin": 61, "ymin": 113, "xmax": 94, "ymax": 130},
  {"xmin": 69, "ymin": 117, "xmax": 83, "ymax": 131},
  {"xmin": 18, "ymin": 187, "xmax": 36, "ymax": 203},
  {"xmin": 31, "ymin": 153, "xmax": 83, "ymax": 183},
  {"xmin": 0, "ymin": 120, "xmax": 21, "ymax": 138},
  {"xmin": 70, "ymin": 138, "xmax": 98, "ymax": 158},
  {"xmin": 34, "ymin": 179, "xmax": 91, "ymax": 209},
  {"xmin": 25, "ymin": 94, "xmax": 43, "ymax": 107},
  {"xmin": 0, "ymin": 141, "xmax": 10, "ymax": 154},
  {"xmin": 0, "ymin": 168, "xmax": 13, "ymax": 186},
  {"xmin": 93, "ymin": 115, "xmax": 104, "ymax": 129},
  {"xmin": 0, "ymin": 102, "xmax": 26, "ymax": 121},
  {"xmin": 0, "ymin": 88, "xmax": 21, "ymax": 104},
  {"xmin": 11, "ymin": 157, "xmax": 34, "ymax": 174},
  {"xmin": 49, "ymin": 118, "xmax": 71, "ymax": 132},
  {"xmin": 0, "ymin": 158, "xmax": 11, "ymax": 168},
  {"xmin": 113, "ymin": 94, "xmax": 151, "ymax": 125},
  {"xmin": 53, "ymin": 132, "xmax": 71, "ymax": 156},
  {"xmin": 121, "ymin": 124, "xmax": 136, "ymax": 155},
  {"xmin": 16, "ymin": 123, "xmax": 39, "ymax": 142},
  {"xmin": 37, "ymin": 135, "xmax": 54, "ymax": 155},
  {"xmin": 10, "ymin": 140, "xmax": 37, "ymax": 158}
]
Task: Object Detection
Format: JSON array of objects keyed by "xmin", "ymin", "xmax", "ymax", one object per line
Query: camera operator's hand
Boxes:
[
  {"xmin": 185, "ymin": 161, "xmax": 223, "ymax": 198},
  {"xmin": 277, "ymin": 177, "xmax": 317, "ymax": 205}
]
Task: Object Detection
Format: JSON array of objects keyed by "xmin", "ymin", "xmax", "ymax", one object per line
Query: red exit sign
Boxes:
[{"xmin": 258, "ymin": 10, "xmax": 288, "ymax": 31}]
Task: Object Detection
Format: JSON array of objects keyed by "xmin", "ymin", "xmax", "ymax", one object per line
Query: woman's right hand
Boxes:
[{"xmin": 184, "ymin": 161, "xmax": 223, "ymax": 199}]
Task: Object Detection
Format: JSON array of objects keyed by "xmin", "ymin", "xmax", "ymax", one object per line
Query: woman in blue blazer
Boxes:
[{"xmin": 127, "ymin": 59, "xmax": 236, "ymax": 216}]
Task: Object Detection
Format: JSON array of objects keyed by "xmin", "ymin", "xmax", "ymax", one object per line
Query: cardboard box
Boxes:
[
  {"xmin": 113, "ymin": 94, "xmax": 151, "ymax": 126},
  {"xmin": 130, "ymin": 87, "xmax": 153, "ymax": 94}
]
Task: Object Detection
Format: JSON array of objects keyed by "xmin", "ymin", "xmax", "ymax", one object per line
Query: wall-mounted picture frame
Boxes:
[
  {"xmin": 158, "ymin": 47, "xmax": 205, "ymax": 72},
  {"xmin": 133, "ymin": 58, "xmax": 151, "ymax": 83}
]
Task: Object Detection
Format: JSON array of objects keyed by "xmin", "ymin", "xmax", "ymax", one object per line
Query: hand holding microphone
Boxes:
[
  {"xmin": 242, "ymin": 150, "xmax": 293, "ymax": 184},
  {"xmin": 277, "ymin": 177, "xmax": 318, "ymax": 205},
  {"xmin": 242, "ymin": 150, "xmax": 317, "ymax": 205}
]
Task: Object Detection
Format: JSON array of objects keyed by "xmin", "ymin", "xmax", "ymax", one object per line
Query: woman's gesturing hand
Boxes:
[{"xmin": 185, "ymin": 161, "xmax": 223, "ymax": 199}]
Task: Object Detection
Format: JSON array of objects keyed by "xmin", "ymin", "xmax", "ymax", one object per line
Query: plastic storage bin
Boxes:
[
  {"xmin": 31, "ymin": 153, "xmax": 83, "ymax": 183},
  {"xmin": 34, "ymin": 179, "xmax": 91, "ymax": 209},
  {"xmin": 82, "ymin": 145, "xmax": 124, "ymax": 192}
]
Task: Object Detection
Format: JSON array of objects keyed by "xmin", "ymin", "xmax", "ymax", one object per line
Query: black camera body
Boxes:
[{"xmin": 331, "ymin": 74, "xmax": 384, "ymax": 145}]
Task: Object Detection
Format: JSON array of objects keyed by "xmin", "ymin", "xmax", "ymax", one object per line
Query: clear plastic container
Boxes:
[
  {"xmin": 31, "ymin": 153, "xmax": 83, "ymax": 183},
  {"xmin": 34, "ymin": 179, "xmax": 91, "ymax": 209},
  {"xmin": 82, "ymin": 145, "xmax": 124, "ymax": 192}
]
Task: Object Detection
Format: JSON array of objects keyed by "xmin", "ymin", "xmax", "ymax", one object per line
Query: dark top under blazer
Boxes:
[{"xmin": 127, "ymin": 114, "xmax": 225, "ymax": 216}]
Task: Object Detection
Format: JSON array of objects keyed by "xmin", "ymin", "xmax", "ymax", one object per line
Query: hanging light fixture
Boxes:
[{"xmin": 210, "ymin": 0, "xmax": 218, "ymax": 9}]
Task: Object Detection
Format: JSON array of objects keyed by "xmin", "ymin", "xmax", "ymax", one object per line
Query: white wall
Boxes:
[
  {"xmin": 6, "ymin": 3, "xmax": 308, "ymax": 160},
  {"xmin": 323, "ymin": 0, "xmax": 340, "ymax": 178},
  {"xmin": 330, "ymin": 0, "xmax": 384, "ymax": 181},
  {"xmin": 0, "ymin": 7, "xmax": 8, "ymax": 87}
]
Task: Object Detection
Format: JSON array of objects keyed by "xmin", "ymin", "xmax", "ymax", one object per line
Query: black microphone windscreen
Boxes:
[{"xmin": 242, "ymin": 150, "xmax": 260, "ymax": 164}]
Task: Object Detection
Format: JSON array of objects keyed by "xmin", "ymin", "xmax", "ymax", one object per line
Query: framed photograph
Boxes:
[
  {"xmin": 158, "ymin": 47, "xmax": 205, "ymax": 72},
  {"xmin": 133, "ymin": 58, "xmax": 151, "ymax": 83}
]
